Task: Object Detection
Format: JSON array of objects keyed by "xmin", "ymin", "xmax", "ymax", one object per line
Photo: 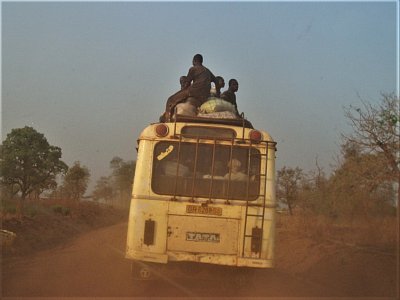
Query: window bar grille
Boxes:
[
  {"xmin": 242, "ymin": 143, "xmax": 252, "ymax": 256},
  {"xmin": 225, "ymin": 138, "xmax": 235, "ymax": 203},
  {"xmin": 190, "ymin": 137, "xmax": 200, "ymax": 202},
  {"xmin": 207, "ymin": 138, "xmax": 217, "ymax": 203},
  {"xmin": 172, "ymin": 134, "xmax": 183, "ymax": 200},
  {"xmin": 257, "ymin": 145, "xmax": 270, "ymax": 258}
]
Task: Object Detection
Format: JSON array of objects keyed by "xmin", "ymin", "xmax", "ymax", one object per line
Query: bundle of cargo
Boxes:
[
  {"xmin": 199, "ymin": 97, "xmax": 236, "ymax": 113},
  {"xmin": 197, "ymin": 110, "xmax": 237, "ymax": 119},
  {"xmin": 173, "ymin": 97, "xmax": 239, "ymax": 120},
  {"xmin": 175, "ymin": 102, "xmax": 197, "ymax": 117},
  {"xmin": 197, "ymin": 98, "xmax": 238, "ymax": 119}
]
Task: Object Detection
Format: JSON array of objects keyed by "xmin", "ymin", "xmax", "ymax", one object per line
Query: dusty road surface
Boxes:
[{"xmin": 2, "ymin": 222, "xmax": 398, "ymax": 298}]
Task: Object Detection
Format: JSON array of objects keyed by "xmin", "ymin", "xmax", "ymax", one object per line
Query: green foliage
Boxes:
[
  {"xmin": 277, "ymin": 166, "xmax": 304, "ymax": 215},
  {"xmin": 93, "ymin": 157, "xmax": 135, "ymax": 207},
  {"xmin": 110, "ymin": 156, "xmax": 136, "ymax": 194},
  {"xmin": 92, "ymin": 176, "xmax": 114, "ymax": 202},
  {"xmin": 110, "ymin": 156, "xmax": 135, "ymax": 203},
  {"xmin": 2, "ymin": 198, "xmax": 48, "ymax": 218},
  {"xmin": 282, "ymin": 94, "xmax": 399, "ymax": 219},
  {"xmin": 25, "ymin": 205, "xmax": 39, "ymax": 218},
  {"xmin": 328, "ymin": 141, "xmax": 396, "ymax": 218},
  {"xmin": 1, "ymin": 199, "xmax": 17, "ymax": 215},
  {"xmin": 0, "ymin": 126, "xmax": 68, "ymax": 204},
  {"xmin": 52, "ymin": 205, "xmax": 71, "ymax": 216},
  {"xmin": 60, "ymin": 161, "xmax": 90, "ymax": 201}
]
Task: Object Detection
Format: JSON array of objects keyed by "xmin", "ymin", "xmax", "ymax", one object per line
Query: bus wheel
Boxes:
[{"xmin": 131, "ymin": 261, "xmax": 152, "ymax": 280}]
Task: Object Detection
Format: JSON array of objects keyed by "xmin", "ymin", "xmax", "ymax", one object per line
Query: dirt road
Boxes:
[{"xmin": 2, "ymin": 222, "xmax": 397, "ymax": 298}]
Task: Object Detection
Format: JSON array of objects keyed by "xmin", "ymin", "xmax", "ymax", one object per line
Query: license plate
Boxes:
[
  {"xmin": 186, "ymin": 205, "xmax": 222, "ymax": 216},
  {"xmin": 186, "ymin": 232, "xmax": 220, "ymax": 243}
]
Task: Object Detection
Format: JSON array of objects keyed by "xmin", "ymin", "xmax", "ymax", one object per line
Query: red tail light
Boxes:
[
  {"xmin": 249, "ymin": 130, "xmax": 262, "ymax": 143},
  {"xmin": 155, "ymin": 124, "xmax": 169, "ymax": 137}
]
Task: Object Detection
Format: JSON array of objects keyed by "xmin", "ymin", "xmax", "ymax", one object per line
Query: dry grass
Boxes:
[
  {"xmin": 276, "ymin": 212, "xmax": 398, "ymax": 252},
  {"xmin": 1, "ymin": 198, "xmax": 128, "ymax": 257}
]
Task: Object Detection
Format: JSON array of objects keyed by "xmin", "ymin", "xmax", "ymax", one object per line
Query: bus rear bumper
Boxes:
[
  {"xmin": 127, "ymin": 250, "xmax": 273, "ymax": 268},
  {"xmin": 126, "ymin": 249, "xmax": 168, "ymax": 264},
  {"xmin": 169, "ymin": 252, "xmax": 273, "ymax": 268}
]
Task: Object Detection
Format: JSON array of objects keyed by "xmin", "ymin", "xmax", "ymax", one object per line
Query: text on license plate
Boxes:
[
  {"xmin": 186, "ymin": 205, "xmax": 222, "ymax": 216},
  {"xmin": 186, "ymin": 232, "xmax": 220, "ymax": 243}
]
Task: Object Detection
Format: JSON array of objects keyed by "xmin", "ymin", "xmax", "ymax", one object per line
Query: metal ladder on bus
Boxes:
[{"xmin": 241, "ymin": 142, "xmax": 270, "ymax": 258}]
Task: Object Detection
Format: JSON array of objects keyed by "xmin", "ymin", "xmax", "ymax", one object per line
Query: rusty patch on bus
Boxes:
[{"xmin": 186, "ymin": 205, "xmax": 222, "ymax": 216}]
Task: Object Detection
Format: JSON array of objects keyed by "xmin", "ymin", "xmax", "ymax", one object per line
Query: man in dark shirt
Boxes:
[
  {"xmin": 221, "ymin": 79, "xmax": 239, "ymax": 115},
  {"xmin": 162, "ymin": 54, "xmax": 218, "ymax": 122}
]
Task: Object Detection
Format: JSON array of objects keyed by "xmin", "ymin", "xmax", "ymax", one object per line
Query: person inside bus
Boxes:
[
  {"xmin": 162, "ymin": 54, "xmax": 219, "ymax": 122},
  {"xmin": 203, "ymin": 160, "xmax": 225, "ymax": 180},
  {"xmin": 220, "ymin": 79, "xmax": 239, "ymax": 116},
  {"xmin": 162, "ymin": 157, "xmax": 190, "ymax": 177},
  {"xmin": 224, "ymin": 158, "xmax": 247, "ymax": 181}
]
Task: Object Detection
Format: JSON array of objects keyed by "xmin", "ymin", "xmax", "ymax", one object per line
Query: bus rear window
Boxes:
[{"xmin": 151, "ymin": 141, "xmax": 261, "ymax": 201}]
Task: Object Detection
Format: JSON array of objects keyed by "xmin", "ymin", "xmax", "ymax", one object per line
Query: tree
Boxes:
[
  {"xmin": 296, "ymin": 168, "xmax": 330, "ymax": 216},
  {"xmin": 61, "ymin": 161, "xmax": 90, "ymax": 202},
  {"xmin": 0, "ymin": 126, "xmax": 68, "ymax": 214},
  {"xmin": 342, "ymin": 93, "xmax": 399, "ymax": 202},
  {"xmin": 328, "ymin": 141, "xmax": 393, "ymax": 218},
  {"xmin": 92, "ymin": 176, "xmax": 114, "ymax": 203},
  {"xmin": 110, "ymin": 156, "xmax": 135, "ymax": 201},
  {"xmin": 277, "ymin": 166, "xmax": 304, "ymax": 215}
]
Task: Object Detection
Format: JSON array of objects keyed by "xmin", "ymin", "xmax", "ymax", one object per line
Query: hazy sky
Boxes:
[{"xmin": 1, "ymin": 1, "xmax": 398, "ymax": 191}]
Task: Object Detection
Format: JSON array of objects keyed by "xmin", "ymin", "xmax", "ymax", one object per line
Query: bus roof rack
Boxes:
[{"xmin": 172, "ymin": 114, "xmax": 254, "ymax": 129}]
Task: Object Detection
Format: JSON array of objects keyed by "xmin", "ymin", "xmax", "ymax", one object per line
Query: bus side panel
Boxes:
[
  {"xmin": 126, "ymin": 199, "xmax": 169, "ymax": 263},
  {"xmin": 131, "ymin": 140, "xmax": 153, "ymax": 198},
  {"xmin": 126, "ymin": 139, "xmax": 169, "ymax": 262},
  {"xmin": 266, "ymin": 146, "xmax": 276, "ymax": 263}
]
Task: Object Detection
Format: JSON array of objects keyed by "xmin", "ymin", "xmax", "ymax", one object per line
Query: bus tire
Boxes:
[{"xmin": 131, "ymin": 261, "xmax": 153, "ymax": 280}]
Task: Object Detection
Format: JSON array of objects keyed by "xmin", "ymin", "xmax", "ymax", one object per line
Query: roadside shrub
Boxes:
[
  {"xmin": 52, "ymin": 205, "xmax": 71, "ymax": 216},
  {"xmin": 0, "ymin": 199, "xmax": 17, "ymax": 214},
  {"xmin": 278, "ymin": 212, "xmax": 397, "ymax": 251}
]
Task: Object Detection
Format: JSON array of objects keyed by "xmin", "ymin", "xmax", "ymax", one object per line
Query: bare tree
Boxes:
[
  {"xmin": 342, "ymin": 93, "xmax": 399, "ymax": 202},
  {"xmin": 277, "ymin": 166, "xmax": 304, "ymax": 215},
  {"xmin": 110, "ymin": 156, "xmax": 135, "ymax": 208},
  {"xmin": 92, "ymin": 176, "xmax": 114, "ymax": 204},
  {"xmin": 329, "ymin": 141, "xmax": 393, "ymax": 218}
]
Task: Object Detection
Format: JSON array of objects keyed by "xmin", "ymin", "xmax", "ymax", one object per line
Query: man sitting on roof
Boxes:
[
  {"xmin": 161, "ymin": 54, "xmax": 219, "ymax": 122},
  {"xmin": 210, "ymin": 76, "xmax": 225, "ymax": 98},
  {"xmin": 179, "ymin": 75, "xmax": 189, "ymax": 90},
  {"xmin": 221, "ymin": 79, "xmax": 239, "ymax": 116}
]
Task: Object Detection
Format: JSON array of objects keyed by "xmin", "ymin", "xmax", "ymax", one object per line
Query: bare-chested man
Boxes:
[
  {"xmin": 213, "ymin": 76, "xmax": 225, "ymax": 98},
  {"xmin": 179, "ymin": 76, "xmax": 189, "ymax": 90},
  {"xmin": 162, "ymin": 54, "xmax": 218, "ymax": 122}
]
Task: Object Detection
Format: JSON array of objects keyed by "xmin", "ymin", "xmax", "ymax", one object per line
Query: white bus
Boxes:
[{"xmin": 126, "ymin": 115, "xmax": 277, "ymax": 281}]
